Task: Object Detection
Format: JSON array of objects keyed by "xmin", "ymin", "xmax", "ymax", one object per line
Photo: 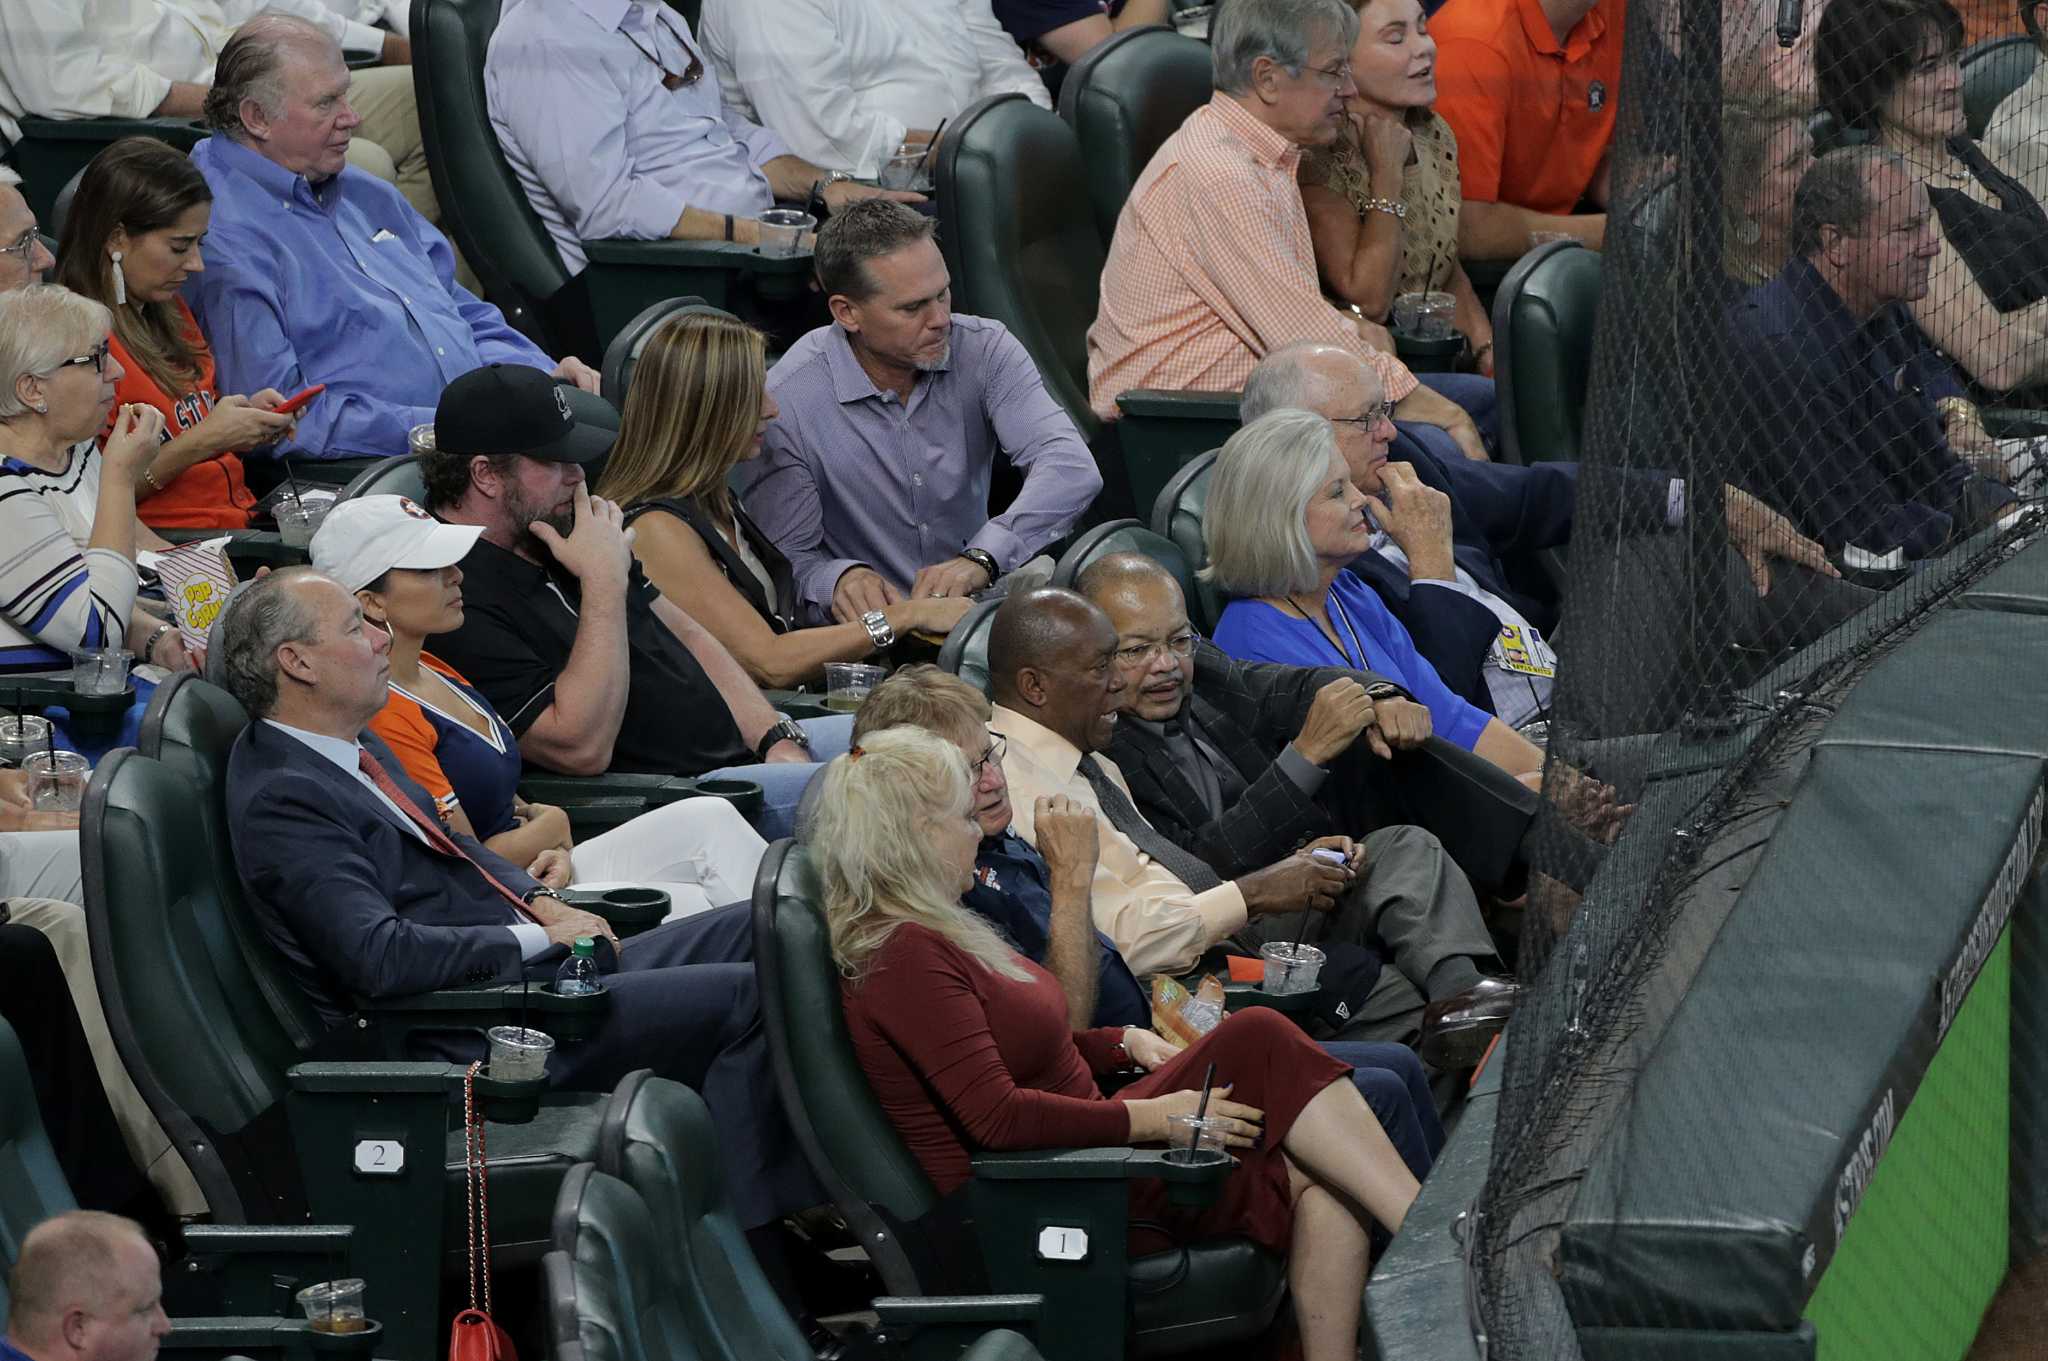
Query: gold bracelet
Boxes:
[
  {"xmin": 1936, "ymin": 396, "xmax": 1982, "ymax": 429},
  {"xmin": 140, "ymin": 465, "xmax": 165, "ymax": 493}
]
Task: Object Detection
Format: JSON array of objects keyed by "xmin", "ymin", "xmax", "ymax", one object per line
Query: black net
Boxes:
[{"xmin": 1472, "ymin": 0, "xmax": 2048, "ymax": 1352}]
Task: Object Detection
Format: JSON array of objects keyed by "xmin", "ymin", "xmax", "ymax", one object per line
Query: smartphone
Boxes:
[
  {"xmin": 271, "ymin": 383, "xmax": 327, "ymax": 415},
  {"xmin": 1310, "ymin": 847, "xmax": 1349, "ymax": 867}
]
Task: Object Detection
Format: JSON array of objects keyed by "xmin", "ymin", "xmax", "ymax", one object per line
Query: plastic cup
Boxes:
[
  {"xmin": 757, "ymin": 209, "xmax": 815, "ymax": 260},
  {"xmin": 1259, "ymin": 941, "xmax": 1327, "ymax": 996},
  {"xmin": 1163, "ymin": 1114, "xmax": 1230, "ymax": 1163},
  {"xmin": 1171, "ymin": 3, "xmax": 1214, "ymax": 37},
  {"xmin": 274, "ymin": 497, "xmax": 324, "ymax": 549},
  {"xmin": 296, "ymin": 1279, "xmax": 368, "ymax": 1334},
  {"xmin": 1391, "ymin": 291, "xmax": 1457, "ymax": 341},
  {"xmin": 823, "ymin": 661, "xmax": 887, "ymax": 713},
  {"xmin": 485, "ymin": 1025, "xmax": 554, "ymax": 1082},
  {"xmin": 23, "ymin": 749, "xmax": 89, "ymax": 812},
  {"xmin": 70, "ymin": 647, "xmax": 132, "ymax": 696},
  {"xmin": 878, "ymin": 145, "xmax": 934, "ymax": 192},
  {"xmin": 0, "ymin": 714, "xmax": 52, "ymax": 767}
]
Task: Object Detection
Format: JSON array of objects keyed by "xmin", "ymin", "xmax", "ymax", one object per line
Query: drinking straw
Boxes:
[
  {"xmin": 1190, "ymin": 1062, "xmax": 1217, "ymax": 1149},
  {"xmin": 915, "ymin": 118, "xmax": 949, "ymax": 179},
  {"xmin": 284, "ymin": 457, "xmax": 306, "ymax": 514}
]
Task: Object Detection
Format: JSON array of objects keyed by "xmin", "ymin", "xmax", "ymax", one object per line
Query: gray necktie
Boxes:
[{"xmin": 1076, "ymin": 754, "xmax": 1224, "ymax": 893}]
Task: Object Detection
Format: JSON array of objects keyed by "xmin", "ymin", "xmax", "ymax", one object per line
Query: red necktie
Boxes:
[{"xmin": 357, "ymin": 747, "xmax": 538, "ymax": 924}]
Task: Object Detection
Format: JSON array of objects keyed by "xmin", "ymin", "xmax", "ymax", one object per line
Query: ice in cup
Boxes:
[
  {"xmin": 296, "ymin": 1279, "xmax": 368, "ymax": 1334},
  {"xmin": 1163, "ymin": 1113, "xmax": 1231, "ymax": 1162},
  {"xmin": 1391, "ymin": 291, "xmax": 1457, "ymax": 341},
  {"xmin": 823, "ymin": 661, "xmax": 887, "ymax": 713},
  {"xmin": 757, "ymin": 209, "xmax": 815, "ymax": 260},
  {"xmin": 486, "ymin": 1025, "xmax": 554, "ymax": 1082},
  {"xmin": 879, "ymin": 141, "xmax": 935, "ymax": 192},
  {"xmin": 23, "ymin": 749, "xmax": 89, "ymax": 812},
  {"xmin": 70, "ymin": 647, "xmax": 132, "ymax": 696},
  {"xmin": 0, "ymin": 714, "xmax": 53, "ymax": 767},
  {"xmin": 1260, "ymin": 941, "xmax": 1327, "ymax": 996}
]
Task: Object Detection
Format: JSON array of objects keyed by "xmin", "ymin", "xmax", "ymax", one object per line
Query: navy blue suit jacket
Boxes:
[{"xmin": 227, "ymin": 719, "xmax": 543, "ymax": 1026}]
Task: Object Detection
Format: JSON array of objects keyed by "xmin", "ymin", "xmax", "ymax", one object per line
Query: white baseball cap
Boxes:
[{"xmin": 310, "ymin": 495, "xmax": 485, "ymax": 595}]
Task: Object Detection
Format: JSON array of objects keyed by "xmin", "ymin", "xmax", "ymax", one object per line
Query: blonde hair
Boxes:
[
  {"xmin": 596, "ymin": 310, "xmax": 769, "ymax": 523},
  {"xmin": 850, "ymin": 664, "xmax": 993, "ymax": 747},
  {"xmin": 812, "ymin": 725, "xmax": 1030, "ymax": 983},
  {"xmin": 1200, "ymin": 408, "xmax": 1333, "ymax": 598},
  {"xmin": 0, "ymin": 285, "xmax": 114, "ymax": 421}
]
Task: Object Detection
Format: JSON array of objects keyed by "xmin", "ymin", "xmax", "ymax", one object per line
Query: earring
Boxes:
[
  {"xmin": 1736, "ymin": 218, "xmax": 1763, "ymax": 246},
  {"xmin": 110, "ymin": 250, "xmax": 126, "ymax": 306},
  {"xmin": 31, "ymin": 402, "xmax": 46, "ymax": 414}
]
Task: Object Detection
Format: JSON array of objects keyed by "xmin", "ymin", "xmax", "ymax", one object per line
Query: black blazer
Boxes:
[
  {"xmin": 226, "ymin": 720, "xmax": 542, "ymax": 1027},
  {"xmin": 626, "ymin": 494, "xmax": 799, "ymax": 633}
]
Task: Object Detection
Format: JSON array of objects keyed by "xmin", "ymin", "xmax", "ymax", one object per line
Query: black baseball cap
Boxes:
[{"xmin": 433, "ymin": 364, "xmax": 618, "ymax": 464}]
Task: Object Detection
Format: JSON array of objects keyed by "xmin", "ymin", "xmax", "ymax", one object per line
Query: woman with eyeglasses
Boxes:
[
  {"xmin": 57, "ymin": 138, "xmax": 295, "ymax": 530},
  {"xmin": 0, "ymin": 284, "xmax": 194, "ymax": 674}
]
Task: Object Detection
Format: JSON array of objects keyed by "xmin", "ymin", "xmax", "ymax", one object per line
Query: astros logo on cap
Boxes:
[{"xmin": 398, "ymin": 497, "xmax": 434, "ymax": 521}]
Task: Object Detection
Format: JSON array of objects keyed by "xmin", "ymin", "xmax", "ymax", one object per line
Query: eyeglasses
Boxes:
[
  {"xmin": 1302, "ymin": 60, "xmax": 1355, "ymax": 88},
  {"xmin": 1113, "ymin": 631, "xmax": 1197, "ymax": 668},
  {"xmin": 53, "ymin": 339, "xmax": 111, "ymax": 376},
  {"xmin": 0, "ymin": 228, "xmax": 39, "ymax": 262},
  {"xmin": 1330, "ymin": 399, "xmax": 1397, "ymax": 430},
  {"xmin": 971, "ymin": 735, "xmax": 1008, "ymax": 780},
  {"xmin": 621, "ymin": 11, "xmax": 704, "ymax": 88}
]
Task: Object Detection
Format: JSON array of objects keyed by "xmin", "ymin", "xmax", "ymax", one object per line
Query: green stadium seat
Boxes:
[
  {"xmin": 4, "ymin": 117, "xmax": 205, "ymax": 223},
  {"xmin": 1490, "ymin": 239, "xmax": 1602, "ymax": 465},
  {"xmin": 599, "ymin": 296, "xmax": 719, "ymax": 408},
  {"xmin": 751, "ymin": 840, "xmax": 1285, "ymax": 1361},
  {"xmin": 935, "ymin": 598, "xmax": 1003, "ymax": 693},
  {"xmin": 1147, "ymin": 450, "xmax": 1226, "ymax": 633},
  {"xmin": 1961, "ymin": 35, "xmax": 2039, "ymax": 138},
  {"xmin": 1050, "ymin": 519, "xmax": 1197, "ymax": 611},
  {"xmin": 1056, "ymin": 27, "xmax": 1214, "ymax": 246},
  {"xmin": 336, "ymin": 453, "xmax": 429, "ymax": 503}
]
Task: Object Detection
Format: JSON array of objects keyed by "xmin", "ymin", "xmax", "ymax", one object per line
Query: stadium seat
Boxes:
[
  {"xmin": 4, "ymin": 117, "xmax": 205, "ymax": 223},
  {"xmin": 1960, "ymin": 35, "xmax": 2039, "ymax": 138},
  {"xmin": 1490, "ymin": 239, "xmax": 1602, "ymax": 466},
  {"xmin": 1049, "ymin": 519, "xmax": 1197, "ymax": 612},
  {"xmin": 751, "ymin": 840, "xmax": 1287, "ymax": 1361},
  {"xmin": 935, "ymin": 598, "xmax": 1003, "ymax": 692},
  {"xmin": 82, "ymin": 738, "xmax": 617, "ymax": 1359},
  {"xmin": 600, "ymin": 296, "xmax": 717, "ymax": 408},
  {"xmin": 1056, "ymin": 27, "xmax": 1214, "ymax": 246},
  {"xmin": 336, "ymin": 453, "xmax": 429, "ymax": 503},
  {"xmin": 412, "ymin": 0, "xmax": 811, "ymax": 359},
  {"xmin": 1147, "ymin": 450, "xmax": 1227, "ymax": 634},
  {"xmin": 935, "ymin": 93, "xmax": 1239, "ymax": 524}
]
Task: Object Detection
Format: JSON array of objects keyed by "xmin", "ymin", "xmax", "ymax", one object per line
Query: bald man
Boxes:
[
  {"xmin": 4, "ymin": 1212, "xmax": 168, "ymax": 1361},
  {"xmin": 988, "ymin": 586, "xmax": 1510, "ymax": 1066}
]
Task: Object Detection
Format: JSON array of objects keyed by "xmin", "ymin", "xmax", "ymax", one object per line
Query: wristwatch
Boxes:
[
  {"xmin": 860, "ymin": 609, "xmax": 896, "ymax": 650},
  {"xmin": 1364, "ymin": 682, "xmax": 1405, "ymax": 702},
  {"xmin": 808, "ymin": 170, "xmax": 857, "ymax": 222},
  {"xmin": 756, "ymin": 717, "xmax": 813, "ymax": 762},
  {"xmin": 958, "ymin": 547, "xmax": 1000, "ymax": 587}
]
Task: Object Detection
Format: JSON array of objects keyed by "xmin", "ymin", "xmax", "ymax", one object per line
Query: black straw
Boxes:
[
  {"xmin": 1190, "ymin": 1062, "xmax": 1217, "ymax": 1149},
  {"xmin": 283, "ymin": 457, "xmax": 305, "ymax": 514},
  {"xmin": 915, "ymin": 118, "xmax": 948, "ymax": 179}
]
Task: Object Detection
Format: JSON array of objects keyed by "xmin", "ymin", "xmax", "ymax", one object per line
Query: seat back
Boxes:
[
  {"xmin": 1049, "ymin": 519, "xmax": 1196, "ymax": 609},
  {"xmin": 413, "ymin": 0, "xmax": 572, "ymax": 338},
  {"xmin": 936, "ymin": 94, "xmax": 1106, "ymax": 442},
  {"xmin": 545, "ymin": 1164, "xmax": 702, "ymax": 1361},
  {"xmin": 1148, "ymin": 450, "xmax": 1225, "ymax": 633},
  {"xmin": 0, "ymin": 1017, "xmax": 79, "ymax": 1326},
  {"xmin": 597, "ymin": 1074, "xmax": 811, "ymax": 1361},
  {"xmin": 935, "ymin": 598, "xmax": 1003, "ymax": 695},
  {"xmin": 81, "ymin": 748, "xmax": 309, "ymax": 1225},
  {"xmin": 751, "ymin": 841, "xmax": 940, "ymax": 1296},
  {"xmin": 600, "ymin": 297, "xmax": 718, "ymax": 408},
  {"xmin": 336, "ymin": 453, "xmax": 429, "ymax": 503},
  {"xmin": 1962, "ymin": 35, "xmax": 2039, "ymax": 138},
  {"xmin": 1057, "ymin": 27, "xmax": 1214, "ymax": 244},
  {"xmin": 1490, "ymin": 240, "xmax": 1603, "ymax": 465}
]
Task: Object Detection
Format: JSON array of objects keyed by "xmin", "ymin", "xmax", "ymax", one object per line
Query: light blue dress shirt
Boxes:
[
  {"xmin": 185, "ymin": 134, "xmax": 554, "ymax": 461},
  {"xmin": 485, "ymin": 0, "xmax": 792, "ymax": 274}
]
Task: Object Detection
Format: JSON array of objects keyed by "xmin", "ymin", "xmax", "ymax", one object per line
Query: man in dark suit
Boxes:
[
  {"xmin": 1074, "ymin": 558, "xmax": 1520, "ymax": 1068},
  {"xmin": 214, "ymin": 567, "xmax": 814, "ymax": 1231}
]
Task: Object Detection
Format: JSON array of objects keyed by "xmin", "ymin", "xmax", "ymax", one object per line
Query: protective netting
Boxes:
[{"xmin": 1471, "ymin": 0, "xmax": 2048, "ymax": 1352}]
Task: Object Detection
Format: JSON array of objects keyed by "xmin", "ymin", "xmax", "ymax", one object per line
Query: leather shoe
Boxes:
[{"xmin": 1417, "ymin": 976, "xmax": 1521, "ymax": 1071}]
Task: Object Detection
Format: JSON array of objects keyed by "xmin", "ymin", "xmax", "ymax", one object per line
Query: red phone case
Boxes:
[{"xmin": 273, "ymin": 383, "xmax": 327, "ymax": 415}]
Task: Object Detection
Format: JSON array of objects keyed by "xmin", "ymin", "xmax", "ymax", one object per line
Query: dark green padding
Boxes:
[
  {"xmin": 1558, "ymin": 606, "xmax": 2045, "ymax": 1335},
  {"xmin": 1960, "ymin": 535, "xmax": 2048, "ymax": 616}
]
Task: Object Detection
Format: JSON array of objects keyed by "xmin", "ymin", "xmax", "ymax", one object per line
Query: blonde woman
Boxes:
[
  {"xmin": 596, "ymin": 311, "xmax": 969, "ymax": 689},
  {"xmin": 818, "ymin": 726, "xmax": 1421, "ymax": 1361}
]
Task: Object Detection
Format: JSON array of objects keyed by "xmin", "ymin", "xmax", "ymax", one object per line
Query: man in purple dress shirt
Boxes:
[{"xmin": 738, "ymin": 200, "xmax": 1104, "ymax": 625}]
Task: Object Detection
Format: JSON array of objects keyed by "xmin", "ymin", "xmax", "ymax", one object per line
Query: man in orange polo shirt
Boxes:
[{"xmin": 1431, "ymin": 0, "xmax": 1625, "ymax": 259}]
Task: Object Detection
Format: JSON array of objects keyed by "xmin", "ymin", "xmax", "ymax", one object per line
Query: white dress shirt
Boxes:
[
  {"xmin": 310, "ymin": 0, "xmax": 410, "ymax": 38},
  {"xmin": 1982, "ymin": 59, "xmax": 2048, "ymax": 211},
  {"xmin": 264, "ymin": 720, "xmax": 551, "ymax": 960},
  {"xmin": 1363, "ymin": 532, "xmax": 1555, "ymax": 728},
  {"xmin": 0, "ymin": 0, "xmax": 388, "ymax": 144},
  {"xmin": 699, "ymin": 0, "xmax": 1051, "ymax": 178}
]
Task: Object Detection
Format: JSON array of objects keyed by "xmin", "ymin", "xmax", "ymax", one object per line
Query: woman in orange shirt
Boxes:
[{"xmin": 57, "ymin": 137, "xmax": 293, "ymax": 530}]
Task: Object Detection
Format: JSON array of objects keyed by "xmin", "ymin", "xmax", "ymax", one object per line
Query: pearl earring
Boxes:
[
  {"xmin": 1736, "ymin": 218, "xmax": 1763, "ymax": 246},
  {"xmin": 110, "ymin": 250, "xmax": 127, "ymax": 306}
]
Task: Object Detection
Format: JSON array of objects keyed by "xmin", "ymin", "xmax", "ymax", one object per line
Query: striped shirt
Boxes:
[
  {"xmin": 1086, "ymin": 93, "xmax": 1419, "ymax": 421},
  {"xmin": 0, "ymin": 441, "xmax": 137, "ymax": 675}
]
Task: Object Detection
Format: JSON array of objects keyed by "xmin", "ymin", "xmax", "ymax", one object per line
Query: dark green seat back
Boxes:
[
  {"xmin": 1148, "ymin": 451, "xmax": 1224, "ymax": 633},
  {"xmin": 751, "ymin": 842, "xmax": 939, "ymax": 1295},
  {"xmin": 1490, "ymin": 240, "xmax": 1603, "ymax": 465},
  {"xmin": 414, "ymin": 0, "xmax": 571, "ymax": 337},
  {"xmin": 936, "ymin": 94, "xmax": 1106, "ymax": 442},
  {"xmin": 545, "ymin": 1165, "xmax": 702, "ymax": 1361},
  {"xmin": 598, "ymin": 1074, "xmax": 811, "ymax": 1361},
  {"xmin": 936, "ymin": 598, "xmax": 1004, "ymax": 696},
  {"xmin": 600, "ymin": 297, "xmax": 720, "ymax": 409},
  {"xmin": 0, "ymin": 1017, "xmax": 78, "ymax": 1327},
  {"xmin": 1057, "ymin": 27, "xmax": 1214, "ymax": 245},
  {"xmin": 1962, "ymin": 35, "xmax": 2038, "ymax": 138},
  {"xmin": 335, "ymin": 453, "xmax": 429, "ymax": 504},
  {"xmin": 1050, "ymin": 519, "xmax": 1196, "ymax": 608}
]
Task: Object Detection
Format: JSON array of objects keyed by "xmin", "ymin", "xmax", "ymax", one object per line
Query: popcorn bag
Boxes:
[{"xmin": 155, "ymin": 541, "xmax": 240, "ymax": 654}]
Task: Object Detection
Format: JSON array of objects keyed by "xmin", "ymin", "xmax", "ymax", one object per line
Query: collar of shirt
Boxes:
[
  {"xmin": 205, "ymin": 131, "xmax": 339, "ymax": 215},
  {"xmin": 824, "ymin": 324, "xmax": 952, "ymax": 406},
  {"xmin": 991, "ymin": 703, "xmax": 1087, "ymax": 786},
  {"xmin": 1206, "ymin": 93, "xmax": 1304, "ymax": 173},
  {"xmin": 264, "ymin": 718, "xmax": 364, "ymax": 772},
  {"xmin": 1513, "ymin": 0, "xmax": 1607, "ymax": 61},
  {"xmin": 565, "ymin": 0, "xmax": 634, "ymax": 28}
]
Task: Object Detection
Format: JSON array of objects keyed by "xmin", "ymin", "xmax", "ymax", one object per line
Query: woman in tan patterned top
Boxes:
[{"xmin": 1300, "ymin": 0, "xmax": 1494, "ymax": 375}]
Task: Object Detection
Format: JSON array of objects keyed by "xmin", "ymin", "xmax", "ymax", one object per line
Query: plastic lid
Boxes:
[{"xmin": 572, "ymin": 936, "xmax": 595, "ymax": 955}]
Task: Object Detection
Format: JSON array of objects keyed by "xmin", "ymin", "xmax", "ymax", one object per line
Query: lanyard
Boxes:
[{"xmin": 1286, "ymin": 590, "xmax": 1368, "ymax": 670}]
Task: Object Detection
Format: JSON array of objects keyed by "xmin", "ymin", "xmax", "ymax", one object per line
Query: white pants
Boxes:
[
  {"xmin": 572, "ymin": 797, "xmax": 767, "ymax": 921},
  {"xmin": 0, "ymin": 829, "xmax": 83, "ymax": 903}
]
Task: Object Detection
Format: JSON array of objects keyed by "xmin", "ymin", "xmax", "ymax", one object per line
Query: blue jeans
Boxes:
[
  {"xmin": 1322, "ymin": 1040, "xmax": 1445, "ymax": 1181},
  {"xmin": 1416, "ymin": 370, "xmax": 1499, "ymax": 449},
  {"xmin": 701, "ymin": 714, "xmax": 854, "ymax": 841}
]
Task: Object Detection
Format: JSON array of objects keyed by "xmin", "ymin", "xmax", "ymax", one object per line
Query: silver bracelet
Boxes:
[
  {"xmin": 1361, "ymin": 196, "xmax": 1407, "ymax": 220},
  {"xmin": 144, "ymin": 621, "xmax": 175, "ymax": 660},
  {"xmin": 860, "ymin": 609, "xmax": 895, "ymax": 650}
]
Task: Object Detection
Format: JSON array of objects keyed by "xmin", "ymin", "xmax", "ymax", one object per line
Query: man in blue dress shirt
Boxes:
[{"xmin": 185, "ymin": 15, "xmax": 600, "ymax": 464}]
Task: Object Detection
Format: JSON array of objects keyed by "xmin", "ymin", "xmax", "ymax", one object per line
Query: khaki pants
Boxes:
[{"xmin": 8, "ymin": 898, "xmax": 208, "ymax": 1217}]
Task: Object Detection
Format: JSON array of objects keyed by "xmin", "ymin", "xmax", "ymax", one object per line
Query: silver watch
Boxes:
[{"xmin": 861, "ymin": 609, "xmax": 896, "ymax": 650}]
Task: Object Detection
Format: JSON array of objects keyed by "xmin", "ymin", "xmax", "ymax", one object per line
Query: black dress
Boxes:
[
  {"xmin": 624, "ymin": 495, "xmax": 800, "ymax": 633},
  {"xmin": 1932, "ymin": 136, "xmax": 2048, "ymax": 314}
]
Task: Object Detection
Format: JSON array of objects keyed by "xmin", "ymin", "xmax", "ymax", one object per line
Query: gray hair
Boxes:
[
  {"xmin": 1790, "ymin": 146, "xmax": 1910, "ymax": 258},
  {"xmin": 1201, "ymin": 408, "xmax": 1338, "ymax": 597},
  {"xmin": 814, "ymin": 197, "xmax": 939, "ymax": 300},
  {"xmin": 211, "ymin": 566, "xmax": 326, "ymax": 719},
  {"xmin": 1240, "ymin": 340, "xmax": 1381, "ymax": 423},
  {"xmin": 1212, "ymin": 0, "xmax": 1361, "ymax": 95},
  {"xmin": 0, "ymin": 285, "xmax": 114, "ymax": 421},
  {"xmin": 204, "ymin": 13, "xmax": 338, "ymax": 139}
]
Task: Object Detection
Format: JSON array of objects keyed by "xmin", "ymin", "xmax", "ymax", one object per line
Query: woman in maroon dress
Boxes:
[{"xmin": 817, "ymin": 727, "xmax": 1422, "ymax": 1361}]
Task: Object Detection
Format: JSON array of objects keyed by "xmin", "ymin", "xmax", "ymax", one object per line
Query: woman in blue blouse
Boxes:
[{"xmin": 1205, "ymin": 409, "xmax": 1545, "ymax": 786}]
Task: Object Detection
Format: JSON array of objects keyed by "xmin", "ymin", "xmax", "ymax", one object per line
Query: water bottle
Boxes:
[{"xmin": 553, "ymin": 937, "xmax": 604, "ymax": 996}]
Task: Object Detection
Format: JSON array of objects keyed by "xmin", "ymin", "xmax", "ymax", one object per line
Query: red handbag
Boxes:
[{"xmin": 449, "ymin": 1062, "xmax": 519, "ymax": 1361}]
